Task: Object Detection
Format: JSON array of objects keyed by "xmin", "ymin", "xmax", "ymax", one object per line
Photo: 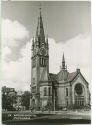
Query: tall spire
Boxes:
[
  {"xmin": 62, "ymin": 53, "xmax": 66, "ymax": 70},
  {"xmin": 36, "ymin": 7, "xmax": 45, "ymax": 38}
]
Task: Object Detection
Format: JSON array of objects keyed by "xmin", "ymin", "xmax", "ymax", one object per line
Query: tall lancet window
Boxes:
[
  {"xmin": 44, "ymin": 87, "xmax": 47, "ymax": 96},
  {"xmin": 66, "ymin": 88, "xmax": 68, "ymax": 96}
]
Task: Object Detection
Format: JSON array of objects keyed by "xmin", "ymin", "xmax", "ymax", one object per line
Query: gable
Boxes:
[{"xmin": 71, "ymin": 73, "xmax": 89, "ymax": 87}]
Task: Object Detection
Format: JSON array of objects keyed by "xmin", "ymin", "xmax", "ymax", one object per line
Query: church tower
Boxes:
[{"xmin": 31, "ymin": 8, "xmax": 49, "ymax": 109}]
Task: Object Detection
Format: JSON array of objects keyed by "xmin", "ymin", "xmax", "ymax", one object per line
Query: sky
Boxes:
[{"xmin": 1, "ymin": 1, "xmax": 91, "ymax": 91}]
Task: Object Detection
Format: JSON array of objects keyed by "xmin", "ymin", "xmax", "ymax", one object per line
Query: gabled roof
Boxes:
[
  {"xmin": 49, "ymin": 69, "xmax": 88, "ymax": 85},
  {"xmin": 49, "ymin": 73, "xmax": 58, "ymax": 82},
  {"xmin": 49, "ymin": 70, "xmax": 79, "ymax": 84},
  {"xmin": 67, "ymin": 71, "xmax": 78, "ymax": 82},
  {"xmin": 57, "ymin": 69, "xmax": 79, "ymax": 82},
  {"xmin": 72, "ymin": 72, "xmax": 89, "ymax": 85},
  {"xmin": 57, "ymin": 70, "xmax": 69, "ymax": 81}
]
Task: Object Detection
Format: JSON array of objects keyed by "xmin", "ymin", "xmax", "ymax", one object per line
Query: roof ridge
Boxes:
[{"xmin": 49, "ymin": 73, "xmax": 57, "ymax": 75}]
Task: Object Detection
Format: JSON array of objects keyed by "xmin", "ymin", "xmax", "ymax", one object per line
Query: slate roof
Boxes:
[
  {"xmin": 49, "ymin": 73, "xmax": 58, "ymax": 82},
  {"xmin": 49, "ymin": 70, "xmax": 79, "ymax": 84},
  {"xmin": 67, "ymin": 72, "xmax": 78, "ymax": 82}
]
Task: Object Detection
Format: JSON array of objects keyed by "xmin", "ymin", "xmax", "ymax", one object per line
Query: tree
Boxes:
[
  {"xmin": 2, "ymin": 93, "xmax": 17, "ymax": 111},
  {"xmin": 2, "ymin": 93, "xmax": 7, "ymax": 110},
  {"xmin": 21, "ymin": 91, "xmax": 31, "ymax": 110}
]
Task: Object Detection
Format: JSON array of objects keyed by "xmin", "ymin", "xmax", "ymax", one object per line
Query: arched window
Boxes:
[
  {"xmin": 32, "ymin": 58, "xmax": 36, "ymax": 67},
  {"xmin": 66, "ymin": 88, "xmax": 68, "ymax": 96},
  {"xmin": 75, "ymin": 83, "xmax": 83, "ymax": 95},
  {"xmin": 44, "ymin": 59, "xmax": 46, "ymax": 66},
  {"xmin": 43, "ymin": 58, "xmax": 44, "ymax": 66},
  {"xmin": 66, "ymin": 100, "xmax": 68, "ymax": 106},
  {"xmin": 44, "ymin": 87, "xmax": 47, "ymax": 96},
  {"xmin": 31, "ymin": 99, "xmax": 35, "ymax": 109},
  {"xmin": 41, "ymin": 58, "xmax": 42, "ymax": 65},
  {"xmin": 33, "ymin": 78, "xmax": 35, "ymax": 84},
  {"xmin": 49, "ymin": 87, "xmax": 52, "ymax": 96},
  {"xmin": 40, "ymin": 57, "xmax": 41, "ymax": 65}
]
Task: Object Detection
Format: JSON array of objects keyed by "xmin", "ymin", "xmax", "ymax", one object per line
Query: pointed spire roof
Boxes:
[
  {"xmin": 62, "ymin": 53, "xmax": 66, "ymax": 70},
  {"xmin": 36, "ymin": 7, "xmax": 45, "ymax": 38},
  {"xmin": 62, "ymin": 53, "xmax": 65, "ymax": 63}
]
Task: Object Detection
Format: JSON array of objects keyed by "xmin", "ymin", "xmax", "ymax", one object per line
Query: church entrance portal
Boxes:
[{"xmin": 31, "ymin": 99, "xmax": 36, "ymax": 110}]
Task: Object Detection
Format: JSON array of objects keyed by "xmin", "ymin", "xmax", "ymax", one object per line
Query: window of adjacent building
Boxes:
[
  {"xmin": 66, "ymin": 88, "xmax": 68, "ymax": 96},
  {"xmin": 44, "ymin": 87, "xmax": 47, "ymax": 96}
]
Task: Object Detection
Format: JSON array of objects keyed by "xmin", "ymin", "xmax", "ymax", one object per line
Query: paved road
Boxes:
[
  {"xmin": 2, "ymin": 110, "xmax": 91, "ymax": 124},
  {"xmin": 3, "ymin": 118, "xmax": 91, "ymax": 125}
]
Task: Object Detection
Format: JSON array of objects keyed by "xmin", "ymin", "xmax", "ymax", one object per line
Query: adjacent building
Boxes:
[{"xmin": 2, "ymin": 86, "xmax": 16, "ymax": 97}]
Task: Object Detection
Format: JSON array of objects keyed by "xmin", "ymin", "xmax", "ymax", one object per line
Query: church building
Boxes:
[{"xmin": 30, "ymin": 9, "xmax": 90, "ymax": 110}]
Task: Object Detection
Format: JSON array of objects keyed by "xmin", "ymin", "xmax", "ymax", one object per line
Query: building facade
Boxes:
[
  {"xmin": 30, "ymin": 9, "xmax": 90, "ymax": 110},
  {"xmin": 2, "ymin": 86, "xmax": 17, "ymax": 97},
  {"xmin": 2, "ymin": 86, "xmax": 17, "ymax": 111}
]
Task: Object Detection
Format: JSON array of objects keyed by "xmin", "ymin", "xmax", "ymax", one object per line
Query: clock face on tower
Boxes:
[{"xmin": 40, "ymin": 48, "xmax": 46, "ymax": 56}]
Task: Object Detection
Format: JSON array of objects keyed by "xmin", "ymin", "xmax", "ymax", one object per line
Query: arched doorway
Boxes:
[
  {"xmin": 74, "ymin": 83, "xmax": 84, "ymax": 108},
  {"xmin": 31, "ymin": 99, "xmax": 36, "ymax": 110}
]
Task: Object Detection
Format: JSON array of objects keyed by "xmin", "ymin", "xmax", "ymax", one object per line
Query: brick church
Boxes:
[{"xmin": 30, "ymin": 9, "xmax": 90, "ymax": 110}]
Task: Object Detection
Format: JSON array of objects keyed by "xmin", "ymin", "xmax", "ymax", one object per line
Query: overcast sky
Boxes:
[{"xmin": 1, "ymin": 1, "xmax": 91, "ymax": 91}]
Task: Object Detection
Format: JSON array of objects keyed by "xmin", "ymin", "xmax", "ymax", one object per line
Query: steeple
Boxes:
[
  {"xmin": 62, "ymin": 53, "xmax": 66, "ymax": 70},
  {"xmin": 36, "ymin": 7, "xmax": 45, "ymax": 38}
]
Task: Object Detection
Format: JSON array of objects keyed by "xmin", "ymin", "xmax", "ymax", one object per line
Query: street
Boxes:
[{"xmin": 2, "ymin": 110, "xmax": 91, "ymax": 124}]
